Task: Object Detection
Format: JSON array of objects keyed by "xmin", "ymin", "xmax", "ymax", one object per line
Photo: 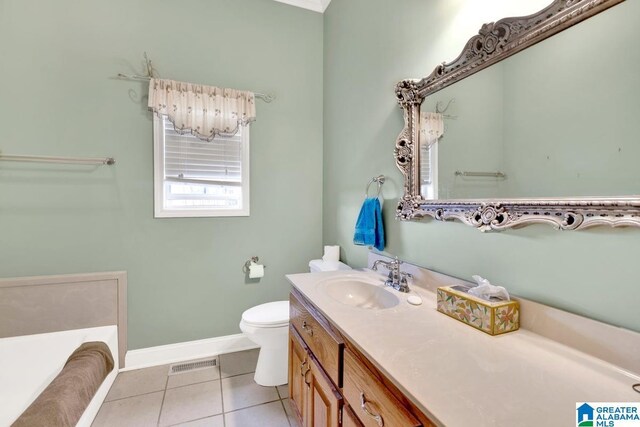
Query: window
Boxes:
[
  {"xmin": 153, "ymin": 115, "xmax": 250, "ymax": 217},
  {"xmin": 419, "ymin": 112, "xmax": 443, "ymax": 200},
  {"xmin": 420, "ymin": 142, "xmax": 438, "ymax": 199}
]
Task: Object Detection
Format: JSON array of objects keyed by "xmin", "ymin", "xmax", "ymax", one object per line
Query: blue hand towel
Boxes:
[{"xmin": 353, "ymin": 197, "xmax": 385, "ymax": 251}]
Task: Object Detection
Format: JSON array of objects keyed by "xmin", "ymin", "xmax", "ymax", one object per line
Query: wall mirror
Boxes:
[{"xmin": 394, "ymin": 0, "xmax": 640, "ymax": 231}]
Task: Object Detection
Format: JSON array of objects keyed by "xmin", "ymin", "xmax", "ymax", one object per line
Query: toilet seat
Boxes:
[{"xmin": 241, "ymin": 301, "xmax": 289, "ymax": 328}]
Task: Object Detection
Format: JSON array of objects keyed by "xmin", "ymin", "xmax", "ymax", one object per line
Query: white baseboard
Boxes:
[{"xmin": 122, "ymin": 333, "xmax": 258, "ymax": 371}]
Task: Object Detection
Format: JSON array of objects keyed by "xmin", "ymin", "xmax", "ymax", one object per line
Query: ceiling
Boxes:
[{"xmin": 273, "ymin": 0, "xmax": 332, "ymax": 13}]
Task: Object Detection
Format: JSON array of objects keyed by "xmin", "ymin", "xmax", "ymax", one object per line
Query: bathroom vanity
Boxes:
[
  {"xmin": 288, "ymin": 286, "xmax": 431, "ymax": 427},
  {"xmin": 286, "ymin": 266, "xmax": 640, "ymax": 427}
]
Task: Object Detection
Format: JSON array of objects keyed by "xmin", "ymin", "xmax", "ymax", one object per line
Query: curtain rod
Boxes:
[
  {"xmin": 0, "ymin": 154, "xmax": 115, "ymax": 166},
  {"xmin": 455, "ymin": 170, "xmax": 505, "ymax": 178},
  {"xmin": 116, "ymin": 73, "xmax": 275, "ymax": 103}
]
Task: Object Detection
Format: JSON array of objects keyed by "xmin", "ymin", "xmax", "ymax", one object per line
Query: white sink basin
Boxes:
[{"xmin": 320, "ymin": 276, "xmax": 400, "ymax": 309}]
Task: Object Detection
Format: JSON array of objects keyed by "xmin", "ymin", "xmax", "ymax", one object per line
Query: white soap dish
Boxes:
[{"xmin": 407, "ymin": 295, "xmax": 422, "ymax": 306}]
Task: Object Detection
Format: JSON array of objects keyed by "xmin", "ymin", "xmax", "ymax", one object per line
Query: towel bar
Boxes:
[{"xmin": 365, "ymin": 175, "xmax": 385, "ymax": 198}]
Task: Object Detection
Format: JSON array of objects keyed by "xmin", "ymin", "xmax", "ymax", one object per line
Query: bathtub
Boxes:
[{"xmin": 0, "ymin": 325, "xmax": 119, "ymax": 427}]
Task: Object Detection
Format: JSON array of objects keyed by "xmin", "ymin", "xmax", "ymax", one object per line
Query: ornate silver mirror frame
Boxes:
[{"xmin": 394, "ymin": 0, "xmax": 640, "ymax": 231}]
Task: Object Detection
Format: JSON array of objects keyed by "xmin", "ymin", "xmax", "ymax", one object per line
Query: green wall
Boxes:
[
  {"xmin": 324, "ymin": 0, "xmax": 640, "ymax": 332},
  {"xmin": 0, "ymin": 0, "xmax": 324, "ymax": 349},
  {"xmin": 2, "ymin": 0, "xmax": 638, "ymax": 351}
]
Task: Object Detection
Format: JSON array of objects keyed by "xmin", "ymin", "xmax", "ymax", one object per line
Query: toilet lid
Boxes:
[{"xmin": 242, "ymin": 301, "xmax": 290, "ymax": 327}]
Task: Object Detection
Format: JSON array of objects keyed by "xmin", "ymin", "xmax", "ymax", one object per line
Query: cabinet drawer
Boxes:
[
  {"xmin": 343, "ymin": 405, "xmax": 364, "ymax": 427},
  {"xmin": 343, "ymin": 349, "xmax": 421, "ymax": 427},
  {"xmin": 290, "ymin": 291, "xmax": 343, "ymax": 387}
]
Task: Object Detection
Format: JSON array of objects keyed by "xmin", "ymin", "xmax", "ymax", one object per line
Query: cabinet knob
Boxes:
[
  {"xmin": 360, "ymin": 392, "xmax": 384, "ymax": 427},
  {"xmin": 301, "ymin": 320, "xmax": 314, "ymax": 336}
]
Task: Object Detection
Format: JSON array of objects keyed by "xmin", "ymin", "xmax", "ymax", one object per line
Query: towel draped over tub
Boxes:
[{"xmin": 12, "ymin": 341, "xmax": 114, "ymax": 427}]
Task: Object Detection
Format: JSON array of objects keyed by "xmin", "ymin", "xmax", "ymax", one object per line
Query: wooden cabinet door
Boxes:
[
  {"xmin": 289, "ymin": 326, "xmax": 309, "ymax": 426},
  {"xmin": 306, "ymin": 354, "xmax": 343, "ymax": 427}
]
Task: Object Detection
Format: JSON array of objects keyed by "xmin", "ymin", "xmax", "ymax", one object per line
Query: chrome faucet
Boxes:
[{"xmin": 371, "ymin": 257, "xmax": 412, "ymax": 293}]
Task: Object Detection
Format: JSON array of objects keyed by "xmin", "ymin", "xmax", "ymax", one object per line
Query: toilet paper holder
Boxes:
[{"xmin": 243, "ymin": 256, "xmax": 267, "ymax": 273}]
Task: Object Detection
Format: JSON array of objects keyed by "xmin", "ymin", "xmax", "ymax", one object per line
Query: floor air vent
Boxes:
[{"xmin": 169, "ymin": 358, "xmax": 217, "ymax": 375}]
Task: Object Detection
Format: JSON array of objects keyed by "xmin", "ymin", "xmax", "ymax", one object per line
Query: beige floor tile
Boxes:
[
  {"xmin": 174, "ymin": 414, "xmax": 224, "ymax": 427},
  {"xmin": 92, "ymin": 391, "xmax": 164, "ymax": 427},
  {"xmin": 106, "ymin": 364, "xmax": 168, "ymax": 401},
  {"xmin": 276, "ymin": 384, "xmax": 289, "ymax": 399},
  {"xmin": 159, "ymin": 380, "xmax": 223, "ymax": 426},
  {"xmin": 219, "ymin": 348, "xmax": 259, "ymax": 378},
  {"xmin": 225, "ymin": 401, "xmax": 290, "ymax": 427},
  {"xmin": 282, "ymin": 398, "xmax": 302, "ymax": 427},
  {"xmin": 221, "ymin": 373, "xmax": 279, "ymax": 412},
  {"xmin": 167, "ymin": 365, "xmax": 220, "ymax": 389}
]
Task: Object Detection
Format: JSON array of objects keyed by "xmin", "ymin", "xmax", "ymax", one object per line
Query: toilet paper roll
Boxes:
[
  {"xmin": 322, "ymin": 245, "xmax": 340, "ymax": 263},
  {"xmin": 249, "ymin": 263, "xmax": 265, "ymax": 279}
]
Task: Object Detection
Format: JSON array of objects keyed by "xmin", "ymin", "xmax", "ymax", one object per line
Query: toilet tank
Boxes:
[{"xmin": 308, "ymin": 259, "xmax": 352, "ymax": 273}]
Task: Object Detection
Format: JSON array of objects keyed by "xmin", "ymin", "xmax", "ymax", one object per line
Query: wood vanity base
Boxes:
[{"xmin": 288, "ymin": 288, "xmax": 435, "ymax": 427}]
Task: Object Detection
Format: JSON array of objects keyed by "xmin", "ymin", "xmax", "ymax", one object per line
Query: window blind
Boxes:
[
  {"xmin": 163, "ymin": 116, "xmax": 243, "ymax": 186},
  {"xmin": 421, "ymin": 145, "xmax": 432, "ymax": 185}
]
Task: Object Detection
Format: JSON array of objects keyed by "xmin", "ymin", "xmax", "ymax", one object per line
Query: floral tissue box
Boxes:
[{"xmin": 436, "ymin": 285, "xmax": 519, "ymax": 335}]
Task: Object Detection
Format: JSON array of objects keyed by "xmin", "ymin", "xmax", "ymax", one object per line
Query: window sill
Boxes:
[{"xmin": 154, "ymin": 208, "xmax": 250, "ymax": 218}]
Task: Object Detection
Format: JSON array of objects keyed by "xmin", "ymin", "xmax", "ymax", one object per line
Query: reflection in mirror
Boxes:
[
  {"xmin": 395, "ymin": 0, "xmax": 640, "ymax": 230},
  {"xmin": 418, "ymin": 5, "xmax": 640, "ymax": 200},
  {"xmin": 419, "ymin": 112, "xmax": 443, "ymax": 199}
]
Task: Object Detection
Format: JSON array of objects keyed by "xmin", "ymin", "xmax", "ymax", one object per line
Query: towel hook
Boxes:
[{"xmin": 365, "ymin": 175, "xmax": 385, "ymax": 198}]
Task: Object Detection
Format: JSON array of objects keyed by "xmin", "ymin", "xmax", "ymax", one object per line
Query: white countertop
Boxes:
[{"xmin": 286, "ymin": 270, "xmax": 640, "ymax": 427}]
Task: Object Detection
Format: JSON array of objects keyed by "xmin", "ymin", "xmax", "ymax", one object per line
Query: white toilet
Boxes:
[{"xmin": 239, "ymin": 259, "xmax": 351, "ymax": 386}]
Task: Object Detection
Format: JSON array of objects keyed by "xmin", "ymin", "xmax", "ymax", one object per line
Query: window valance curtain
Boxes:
[
  {"xmin": 419, "ymin": 112, "xmax": 444, "ymax": 150},
  {"xmin": 148, "ymin": 78, "xmax": 256, "ymax": 141}
]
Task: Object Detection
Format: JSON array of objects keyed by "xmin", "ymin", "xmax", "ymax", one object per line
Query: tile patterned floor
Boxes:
[{"xmin": 92, "ymin": 349, "xmax": 300, "ymax": 427}]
